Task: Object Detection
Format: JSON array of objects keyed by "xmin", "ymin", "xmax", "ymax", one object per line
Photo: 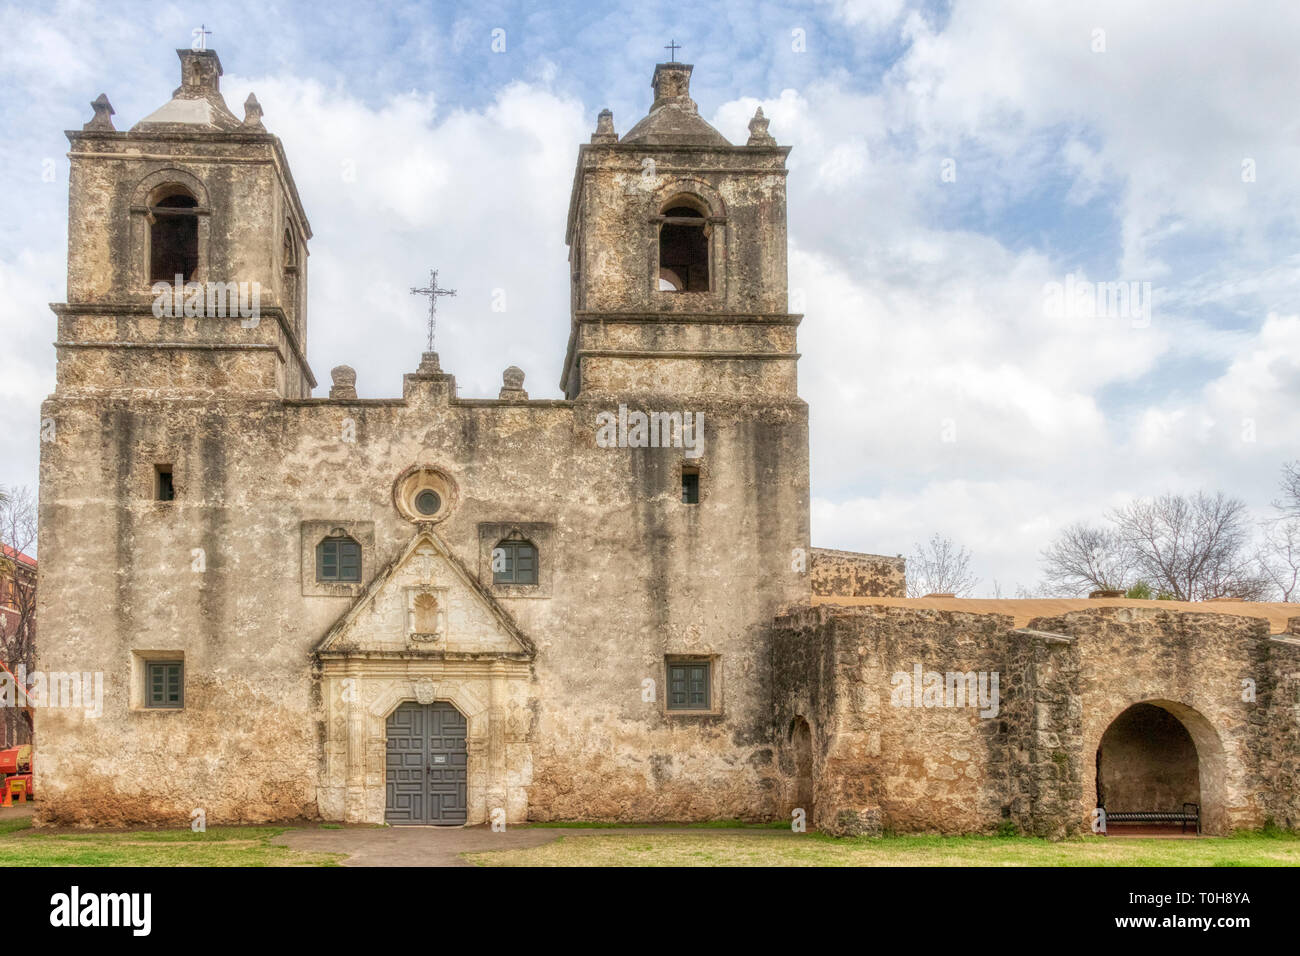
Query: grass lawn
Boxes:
[
  {"xmin": 0, "ymin": 819, "xmax": 343, "ymax": 867},
  {"xmin": 2, "ymin": 814, "xmax": 1295, "ymax": 866},
  {"xmin": 525, "ymin": 819, "xmax": 789, "ymax": 829},
  {"xmin": 466, "ymin": 830, "xmax": 1300, "ymax": 867}
]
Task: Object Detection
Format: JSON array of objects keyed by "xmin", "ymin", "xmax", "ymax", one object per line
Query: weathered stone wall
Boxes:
[
  {"xmin": 809, "ymin": 547, "xmax": 905, "ymax": 598},
  {"xmin": 1259, "ymin": 622, "xmax": 1300, "ymax": 829},
  {"xmin": 62, "ymin": 54, "xmax": 313, "ymax": 401},
  {"xmin": 772, "ymin": 603, "xmax": 1300, "ymax": 837},
  {"xmin": 37, "ymin": 52, "xmax": 811, "ymax": 828},
  {"xmin": 772, "ymin": 605, "xmax": 1016, "ymax": 836},
  {"xmin": 1031, "ymin": 606, "xmax": 1300, "ymax": 834},
  {"xmin": 36, "ymin": 374, "xmax": 809, "ymax": 825},
  {"xmin": 560, "ymin": 79, "xmax": 794, "ymax": 401}
]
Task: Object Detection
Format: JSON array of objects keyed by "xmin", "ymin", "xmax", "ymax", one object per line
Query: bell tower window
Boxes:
[
  {"xmin": 148, "ymin": 187, "xmax": 200, "ymax": 282},
  {"xmin": 282, "ymin": 227, "xmax": 299, "ymax": 329},
  {"xmin": 658, "ymin": 202, "xmax": 709, "ymax": 292}
]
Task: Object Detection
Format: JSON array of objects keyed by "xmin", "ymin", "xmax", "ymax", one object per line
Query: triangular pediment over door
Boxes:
[{"xmin": 315, "ymin": 528, "xmax": 534, "ymax": 658}]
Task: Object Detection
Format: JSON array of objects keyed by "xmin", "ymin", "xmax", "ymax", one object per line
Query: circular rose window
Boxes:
[{"xmin": 393, "ymin": 466, "xmax": 456, "ymax": 523}]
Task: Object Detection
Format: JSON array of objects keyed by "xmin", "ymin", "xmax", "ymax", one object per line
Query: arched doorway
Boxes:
[
  {"xmin": 1095, "ymin": 700, "xmax": 1225, "ymax": 834},
  {"xmin": 385, "ymin": 701, "xmax": 468, "ymax": 825},
  {"xmin": 790, "ymin": 716, "xmax": 814, "ymax": 824}
]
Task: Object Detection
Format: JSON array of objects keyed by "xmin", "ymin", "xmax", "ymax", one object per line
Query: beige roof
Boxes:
[
  {"xmin": 620, "ymin": 105, "xmax": 730, "ymax": 146},
  {"xmin": 809, "ymin": 595, "xmax": 1299, "ymax": 635}
]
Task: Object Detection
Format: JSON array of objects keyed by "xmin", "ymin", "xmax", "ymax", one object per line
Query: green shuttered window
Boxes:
[
  {"xmin": 668, "ymin": 661, "xmax": 710, "ymax": 710},
  {"xmin": 493, "ymin": 539, "xmax": 538, "ymax": 585},
  {"xmin": 317, "ymin": 536, "xmax": 361, "ymax": 582},
  {"xmin": 146, "ymin": 661, "xmax": 184, "ymax": 709}
]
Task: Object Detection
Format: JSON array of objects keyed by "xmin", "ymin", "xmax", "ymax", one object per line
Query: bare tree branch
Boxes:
[
  {"xmin": 1257, "ymin": 517, "xmax": 1300, "ymax": 602},
  {"xmin": 1275, "ymin": 461, "xmax": 1300, "ymax": 519},
  {"xmin": 0, "ymin": 485, "xmax": 37, "ymax": 743},
  {"xmin": 1110, "ymin": 491, "xmax": 1265, "ymax": 601},
  {"xmin": 1040, "ymin": 522, "xmax": 1134, "ymax": 596},
  {"xmin": 907, "ymin": 534, "xmax": 979, "ymax": 597}
]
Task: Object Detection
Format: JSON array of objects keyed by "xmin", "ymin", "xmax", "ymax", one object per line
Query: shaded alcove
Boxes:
[
  {"xmin": 1095, "ymin": 700, "xmax": 1225, "ymax": 833},
  {"xmin": 790, "ymin": 716, "xmax": 814, "ymax": 824}
]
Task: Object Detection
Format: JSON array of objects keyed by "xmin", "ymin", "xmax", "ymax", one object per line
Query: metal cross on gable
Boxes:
[
  {"xmin": 192, "ymin": 24, "xmax": 213, "ymax": 51},
  {"xmin": 410, "ymin": 269, "xmax": 457, "ymax": 353},
  {"xmin": 665, "ymin": 39, "xmax": 681, "ymax": 61}
]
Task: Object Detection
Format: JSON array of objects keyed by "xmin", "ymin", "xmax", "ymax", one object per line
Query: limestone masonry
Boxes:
[{"xmin": 35, "ymin": 48, "xmax": 1300, "ymax": 834}]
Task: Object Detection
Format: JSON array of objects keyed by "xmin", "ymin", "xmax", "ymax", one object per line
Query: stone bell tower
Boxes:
[
  {"xmin": 560, "ymin": 61, "xmax": 798, "ymax": 401},
  {"xmin": 56, "ymin": 48, "xmax": 315, "ymax": 399}
]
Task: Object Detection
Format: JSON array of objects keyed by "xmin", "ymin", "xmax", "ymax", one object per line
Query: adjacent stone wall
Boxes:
[
  {"xmin": 772, "ymin": 603, "xmax": 1300, "ymax": 837},
  {"xmin": 809, "ymin": 548, "xmax": 905, "ymax": 598},
  {"xmin": 772, "ymin": 605, "xmax": 1017, "ymax": 836},
  {"xmin": 1033, "ymin": 606, "xmax": 1300, "ymax": 834}
]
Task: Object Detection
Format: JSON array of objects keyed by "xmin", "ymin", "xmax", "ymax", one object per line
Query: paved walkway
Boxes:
[
  {"xmin": 280, "ymin": 824, "xmax": 567, "ymax": 866},
  {"xmin": 279, "ymin": 825, "xmax": 786, "ymax": 867}
]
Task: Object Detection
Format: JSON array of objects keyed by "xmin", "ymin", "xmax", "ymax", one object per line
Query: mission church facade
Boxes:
[{"xmin": 34, "ymin": 47, "xmax": 1300, "ymax": 836}]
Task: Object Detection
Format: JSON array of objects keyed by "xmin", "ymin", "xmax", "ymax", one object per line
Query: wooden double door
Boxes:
[{"xmin": 384, "ymin": 701, "xmax": 468, "ymax": 825}]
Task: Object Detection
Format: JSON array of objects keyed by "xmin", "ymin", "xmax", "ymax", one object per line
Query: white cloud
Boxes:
[
  {"xmin": 215, "ymin": 70, "xmax": 588, "ymax": 402},
  {"xmin": 2, "ymin": 1, "xmax": 1298, "ymax": 594}
]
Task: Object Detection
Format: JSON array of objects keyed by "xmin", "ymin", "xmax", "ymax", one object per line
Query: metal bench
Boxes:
[{"xmin": 1105, "ymin": 803, "xmax": 1200, "ymax": 834}]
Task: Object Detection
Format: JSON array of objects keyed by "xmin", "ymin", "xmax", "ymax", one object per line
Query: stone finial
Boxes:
[
  {"xmin": 175, "ymin": 48, "xmax": 224, "ymax": 98},
  {"xmin": 84, "ymin": 94, "xmax": 115, "ymax": 131},
  {"xmin": 499, "ymin": 366, "xmax": 528, "ymax": 400},
  {"xmin": 746, "ymin": 106, "xmax": 775, "ymax": 146},
  {"xmin": 590, "ymin": 108, "xmax": 618, "ymax": 144},
  {"xmin": 417, "ymin": 351, "xmax": 442, "ymax": 374},
  {"xmin": 242, "ymin": 92, "xmax": 265, "ymax": 130},
  {"xmin": 329, "ymin": 365, "xmax": 357, "ymax": 399},
  {"xmin": 651, "ymin": 61, "xmax": 695, "ymax": 109}
]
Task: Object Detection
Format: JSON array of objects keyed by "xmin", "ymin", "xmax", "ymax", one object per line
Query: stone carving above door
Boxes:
[
  {"xmin": 413, "ymin": 677, "xmax": 437, "ymax": 705},
  {"xmin": 407, "ymin": 586, "xmax": 447, "ymax": 644}
]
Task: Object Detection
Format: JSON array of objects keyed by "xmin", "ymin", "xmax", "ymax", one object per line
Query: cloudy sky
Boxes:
[{"xmin": 1, "ymin": 0, "xmax": 1298, "ymax": 591}]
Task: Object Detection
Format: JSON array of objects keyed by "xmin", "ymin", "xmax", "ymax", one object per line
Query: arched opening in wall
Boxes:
[
  {"xmin": 658, "ymin": 199, "xmax": 709, "ymax": 292},
  {"xmin": 282, "ymin": 227, "xmax": 299, "ymax": 328},
  {"xmin": 790, "ymin": 716, "xmax": 814, "ymax": 824},
  {"xmin": 1096, "ymin": 700, "xmax": 1225, "ymax": 835},
  {"xmin": 148, "ymin": 186, "xmax": 199, "ymax": 282}
]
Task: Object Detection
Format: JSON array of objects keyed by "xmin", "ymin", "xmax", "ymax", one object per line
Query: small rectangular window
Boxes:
[
  {"xmin": 146, "ymin": 660, "xmax": 183, "ymax": 709},
  {"xmin": 493, "ymin": 539, "xmax": 538, "ymax": 586},
  {"xmin": 155, "ymin": 465, "xmax": 175, "ymax": 501},
  {"xmin": 681, "ymin": 467, "xmax": 700, "ymax": 504},
  {"xmin": 667, "ymin": 660, "xmax": 711, "ymax": 711},
  {"xmin": 317, "ymin": 536, "xmax": 361, "ymax": 583}
]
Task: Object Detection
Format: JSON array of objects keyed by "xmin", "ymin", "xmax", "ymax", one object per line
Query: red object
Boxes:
[
  {"xmin": 0, "ymin": 745, "xmax": 30, "ymax": 775},
  {"xmin": 0, "ymin": 545, "xmax": 36, "ymax": 570}
]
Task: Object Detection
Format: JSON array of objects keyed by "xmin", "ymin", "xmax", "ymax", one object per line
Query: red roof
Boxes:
[{"xmin": 1, "ymin": 545, "xmax": 36, "ymax": 569}]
